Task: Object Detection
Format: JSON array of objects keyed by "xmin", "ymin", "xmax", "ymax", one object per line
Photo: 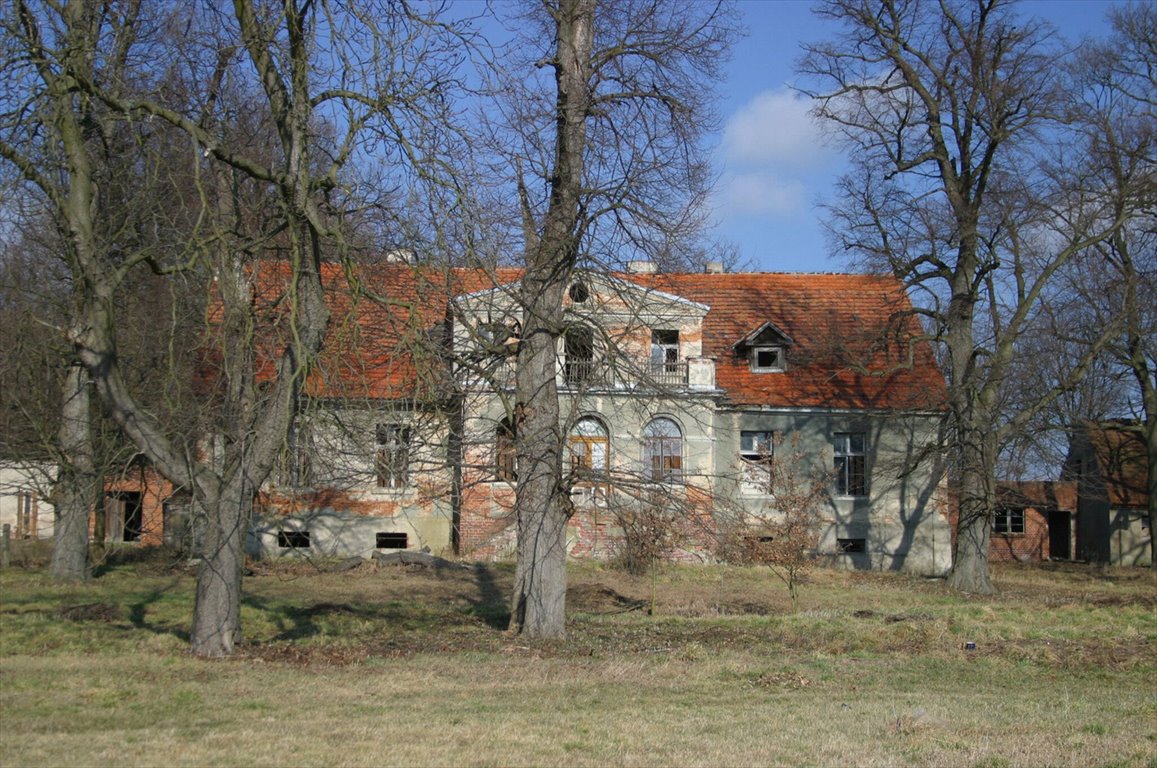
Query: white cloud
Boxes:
[
  {"xmin": 713, "ymin": 88, "xmax": 839, "ymax": 225},
  {"xmin": 722, "ymin": 88, "xmax": 833, "ymax": 170},
  {"xmin": 720, "ymin": 172, "xmax": 805, "ymax": 217}
]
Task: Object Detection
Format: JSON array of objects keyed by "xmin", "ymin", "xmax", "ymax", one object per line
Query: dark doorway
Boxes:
[
  {"xmin": 1048, "ymin": 510, "xmax": 1071, "ymax": 560},
  {"xmin": 105, "ymin": 491, "xmax": 144, "ymax": 543}
]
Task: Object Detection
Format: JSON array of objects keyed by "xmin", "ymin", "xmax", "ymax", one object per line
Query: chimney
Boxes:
[
  {"xmin": 384, "ymin": 248, "xmax": 414, "ymax": 264},
  {"xmin": 626, "ymin": 260, "xmax": 657, "ymax": 274},
  {"xmin": 704, "ymin": 261, "xmax": 724, "ymax": 274}
]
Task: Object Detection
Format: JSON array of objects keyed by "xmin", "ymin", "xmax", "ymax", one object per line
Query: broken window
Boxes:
[
  {"xmin": 564, "ymin": 325, "xmax": 597, "ymax": 385},
  {"xmin": 495, "ymin": 417, "xmax": 517, "ymax": 482},
  {"xmin": 375, "ymin": 424, "xmax": 410, "ymax": 489},
  {"xmin": 643, "ymin": 417, "xmax": 683, "ymax": 482},
  {"xmin": 15, "ymin": 491, "xmax": 38, "ymax": 539},
  {"xmin": 993, "ymin": 508, "xmax": 1025, "ymax": 535},
  {"xmin": 834, "ymin": 432, "xmax": 867, "ymax": 497},
  {"xmin": 740, "ymin": 430, "xmax": 774, "ymax": 491},
  {"xmin": 650, "ymin": 329, "xmax": 685, "ymax": 385}
]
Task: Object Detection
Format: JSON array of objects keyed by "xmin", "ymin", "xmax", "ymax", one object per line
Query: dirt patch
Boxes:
[
  {"xmin": 568, "ymin": 584, "xmax": 646, "ymax": 614},
  {"xmin": 59, "ymin": 603, "xmax": 124, "ymax": 623}
]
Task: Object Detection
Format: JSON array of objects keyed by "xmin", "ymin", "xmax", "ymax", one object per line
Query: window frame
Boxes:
[
  {"xmin": 992, "ymin": 507, "xmax": 1026, "ymax": 535},
  {"xmin": 495, "ymin": 418, "xmax": 517, "ymax": 483},
  {"xmin": 833, "ymin": 432, "xmax": 867, "ymax": 497},
  {"xmin": 643, "ymin": 417, "xmax": 683, "ymax": 483},
  {"xmin": 739, "ymin": 430, "xmax": 775, "ymax": 492},
  {"xmin": 569, "ymin": 416, "xmax": 610, "ymax": 479},
  {"xmin": 375, "ymin": 423, "xmax": 411, "ymax": 489},
  {"xmin": 750, "ymin": 346, "xmax": 785, "ymax": 373}
]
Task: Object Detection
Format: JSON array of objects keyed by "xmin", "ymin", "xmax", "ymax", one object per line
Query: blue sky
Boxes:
[{"xmin": 714, "ymin": 0, "xmax": 1122, "ymax": 273}]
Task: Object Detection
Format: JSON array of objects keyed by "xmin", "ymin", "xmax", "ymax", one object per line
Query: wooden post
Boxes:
[{"xmin": 1, "ymin": 524, "xmax": 10, "ymax": 568}]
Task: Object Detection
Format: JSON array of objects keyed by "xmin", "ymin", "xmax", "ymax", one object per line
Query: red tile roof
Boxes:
[
  {"xmin": 231, "ymin": 263, "xmax": 946, "ymax": 411},
  {"xmin": 1081, "ymin": 422, "xmax": 1149, "ymax": 508},
  {"xmin": 638, "ymin": 272, "xmax": 946, "ymax": 410}
]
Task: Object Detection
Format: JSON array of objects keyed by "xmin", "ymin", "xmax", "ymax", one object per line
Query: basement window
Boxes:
[
  {"xmin": 836, "ymin": 538, "xmax": 866, "ymax": 554},
  {"xmin": 277, "ymin": 531, "xmax": 311, "ymax": 548},
  {"xmin": 376, "ymin": 532, "xmax": 408, "ymax": 549}
]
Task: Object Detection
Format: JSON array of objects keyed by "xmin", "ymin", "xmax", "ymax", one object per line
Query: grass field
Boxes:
[{"xmin": 1, "ymin": 548, "xmax": 1154, "ymax": 767}]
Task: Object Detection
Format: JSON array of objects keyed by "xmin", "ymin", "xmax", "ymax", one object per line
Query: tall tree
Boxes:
[
  {"xmin": 1065, "ymin": 3, "xmax": 1156, "ymax": 563},
  {"xmin": 496, "ymin": 0, "xmax": 736, "ymax": 637},
  {"xmin": 800, "ymin": 0, "xmax": 1136, "ymax": 592},
  {"xmin": 2, "ymin": 0, "xmax": 468, "ymax": 656}
]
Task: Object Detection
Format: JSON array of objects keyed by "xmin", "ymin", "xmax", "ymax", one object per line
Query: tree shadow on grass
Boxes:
[{"xmin": 469, "ymin": 563, "xmax": 511, "ymax": 630}]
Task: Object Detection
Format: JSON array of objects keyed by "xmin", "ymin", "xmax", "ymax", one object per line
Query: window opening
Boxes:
[
  {"xmin": 104, "ymin": 491, "xmax": 143, "ymax": 543},
  {"xmin": 643, "ymin": 417, "xmax": 683, "ymax": 482},
  {"xmin": 993, "ymin": 508, "xmax": 1025, "ymax": 535},
  {"xmin": 376, "ymin": 532, "xmax": 408, "ymax": 549},
  {"xmin": 279, "ymin": 421, "xmax": 313, "ymax": 487},
  {"xmin": 15, "ymin": 491, "xmax": 38, "ymax": 539},
  {"xmin": 837, "ymin": 538, "xmax": 866, "ymax": 553},
  {"xmin": 834, "ymin": 432, "xmax": 867, "ymax": 497},
  {"xmin": 751, "ymin": 346, "xmax": 784, "ymax": 372},
  {"xmin": 740, "ymin": 430, "xmax": 774, "ymax": 491},
  {"xmin": 375, "ymin": 424, "xmax": 410, "ymax": 489},
  {"xmin": 568, "ymin": 282, "xmax": 589, "ymax": 303},
  {"xmin": 569, "ymin": 417, "xmax": 609, "ymax": 477},
  {"xmin": 278, "ymin": 531, "xmax": 311, "ymax": 548},
  {"xmin": 650, "ymin": 329, "xmax": 684, "ymax": 384},
  {"xmin": 496, "ymin": 418, "xmax": 517, "ymax": 482},
  {"xmin": 564, "ymin": 325, "xmax": 596, "ymax": 385}
]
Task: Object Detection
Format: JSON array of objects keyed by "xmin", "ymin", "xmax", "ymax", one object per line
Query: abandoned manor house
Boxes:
[{"xmin": 197, "ymin": 259, "xmax": 953, "ymax": 575}]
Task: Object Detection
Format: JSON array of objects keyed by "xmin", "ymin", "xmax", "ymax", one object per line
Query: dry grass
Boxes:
[{"xmin": 1, "ymin": 553, "xmax": 1154, "ymax": 767}]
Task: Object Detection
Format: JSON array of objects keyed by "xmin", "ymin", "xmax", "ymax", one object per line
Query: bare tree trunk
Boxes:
[
  {"xmin": 948, "ymin": 427, "xmax": 996, "ymax": 594},
  {"xmin": 190, "ymin": 486, "xmax": 248, "ymax": 657},
  {"xmin": 50, "ymin": 362, "xmax": 93, "ymax": 581},
  {"xmin": 507, "ymin": 0, "xmax": 595, "ymax": 639}
]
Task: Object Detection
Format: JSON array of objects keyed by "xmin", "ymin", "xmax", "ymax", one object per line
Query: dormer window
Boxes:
[
  {"xmin": 751, "ymin": 346, "xmax": 785, "ymax": 373},
  {"xmin": 734, "ymin": 321, "xmax": 792, "ymax": 375}
]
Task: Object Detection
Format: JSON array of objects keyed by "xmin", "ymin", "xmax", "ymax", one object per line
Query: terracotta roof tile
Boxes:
[{"xmin": 232, "ymin": 264, "xmax": 946, "ymax": 411}]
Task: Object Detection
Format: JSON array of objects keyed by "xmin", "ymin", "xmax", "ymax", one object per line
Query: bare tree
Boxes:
[
  {"xmin": 800, "ymin": 0, "xmax": 1138, "ymax": 592},
  {"xmin": 486, "ymin": 0, "xmax": 737, "ymax": 638},
  {"xmin": 2, "ymin": 0, "xmax": 470, "ymax": 655},
  {"xmin": 1066, "ymin": 4, "xmax": 1156, "ymax": 563}
]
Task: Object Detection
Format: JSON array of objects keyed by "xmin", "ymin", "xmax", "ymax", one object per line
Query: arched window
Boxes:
[
  {"xmin": 643, "ymin": 417, "xmax": 682, "ymax": 482},
  {"xmin": 495, "ymin": 417, "xmax": 517, "ymax": 482},
  {"xmin": 569, "ymin": 416, "xmax": 609, "ymax": 477}
]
